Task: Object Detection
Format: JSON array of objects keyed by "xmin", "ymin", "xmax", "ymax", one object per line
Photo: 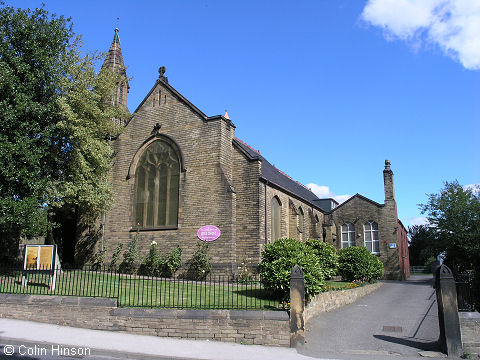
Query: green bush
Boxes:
[
  {"xmin": 109, "ymin": 243, "xmax": 123, "ymax": 269},
  {"xmin": 139, "ymin": 241, "xmax": 161, "ymax": 276},
  {"xmin": 159, "ymin": 246, "xmax": 182, "ymax": 277},
  {"xmin": 119, "ymin": 232, "xmax": 140, "ymax": 274},
  {"xmin": 338, "ymin": 246, "xmax": 383, "ymax": 282},
  {"xmin": 305, "ymin": 239, "xmax": 338, "ymax": 279},
  {"xmin": 185, "ymin": 242, "xmax": 211, "ymax": 280},
  {"xmin": 258, "ymin": 238, "xmax": 325, "ymax": 301}
]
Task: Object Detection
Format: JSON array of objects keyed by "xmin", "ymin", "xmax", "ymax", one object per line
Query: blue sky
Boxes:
[{"xmin": 11, "ymin": 0, "xmax": 480, "ymax": 227}]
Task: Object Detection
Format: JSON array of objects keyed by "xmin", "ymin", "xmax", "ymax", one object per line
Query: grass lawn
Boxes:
[
  {"xmin": 1, "ymin": 270, "xmax": 363, "ymax": 310},
  {"xmin": 322, "ymin": 280, "xmax": 361, "ymax": 291},
  {"xmin": 0, "ymin": 269, "xmax": 281, "ymax": 310}
]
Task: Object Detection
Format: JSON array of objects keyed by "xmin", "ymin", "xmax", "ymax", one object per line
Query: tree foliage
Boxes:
[
  {"xmin": 0, "ymin": 4, "xmax": 127, "ymax": 262},
  {"xmin": 419, "ymin": 181, "xmax": 480, "ymax": 273},
  {"xmin": 407, "ymin": 225, "xmax": 438, "ymax": 266}
]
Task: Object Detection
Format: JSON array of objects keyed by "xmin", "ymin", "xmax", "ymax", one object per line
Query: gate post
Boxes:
[
  {"xmin": 435, "ymin": 264, "xmax": 462, "ymax": 357},
  {"xmin": 290, "ymin": 264, "xmax": 305, "ymax": 348}
]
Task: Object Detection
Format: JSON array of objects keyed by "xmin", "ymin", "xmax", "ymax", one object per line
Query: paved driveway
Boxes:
[{"xmin": 299, "ymin": 275, "xmax": 443, "ymax": 359}]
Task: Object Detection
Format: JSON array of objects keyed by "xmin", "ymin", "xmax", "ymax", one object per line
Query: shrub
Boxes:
[
  {"xmin": 91, "ymin": 246, "xmax": 107, "ymax": 270},
  {"xmin": 139, "ymin": 241, "xmax": 161, "ymax": 276},
  {"xmin": 305, "ymin": 239, "xmax": 339, "ymax": 279},
  {"xmin": 338, "ymin": 246, "xmax": 383, "ymax": 282},
  {"xmin": 159, "ymin": 246, "xmax": 182, "ymax": 277},
  {"xmin": 110, "ymin": 243, "xmax": 123, "ymax": 269},
  {"xmin": 258, "ymin": 238, "xmax": 325, "ymax": 301},
  {"xmin": 119, "ymin": 232, "xmax": 140, "ymax": 274},
  {"xmin": 185, "ymin": 242, "xmax": 211, "ymax": 280}
]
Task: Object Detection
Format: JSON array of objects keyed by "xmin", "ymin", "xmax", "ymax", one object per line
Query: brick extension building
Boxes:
[{"xmin": 102, "ymin": 29, "xmax": 409, "ymax": 280}]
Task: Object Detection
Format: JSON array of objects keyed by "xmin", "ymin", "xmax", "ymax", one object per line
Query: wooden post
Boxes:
[
  {"xmin": 435, "ymin": 264, "xmax": 462, "ymax": 357},
  {"xmin": 290, "ymin": 264, "xmax": 305, "ymax": 348}
]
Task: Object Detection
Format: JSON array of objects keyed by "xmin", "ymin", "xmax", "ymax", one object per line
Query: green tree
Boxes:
[
  {"xmin": 0, "ymin": 4, "xmax": 127, "ymax": 263},
  {"xmin": 419, "ymin": 181, "xmax": 480, "ymax": 273},
  {"xmin": 407, "ymin": 225, "xmax": 438, "ymax": 266}
]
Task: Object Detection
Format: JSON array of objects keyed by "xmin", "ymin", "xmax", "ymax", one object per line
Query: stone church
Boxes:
[{"xmin": 102, "ymin": 29, "xmax": 410, "ymax": 280}]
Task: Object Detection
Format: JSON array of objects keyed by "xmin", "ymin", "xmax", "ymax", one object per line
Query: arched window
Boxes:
[
  {"xmin": 298, "ymin": 207, "xmax": 304, "ymax": 233},
  {"xmin": 364, "ymin": 221, "xmax": 380, "ymax": 254},
  {"xmin": 134, "ymin": 140, "xmax": 180, "ymax": 228},
  {"xmin": 270, "ymin": 196, "xmax": 281, "ymax": 241},
  {"xmin": 341, "ymin": 223, "xmax": 355, "ymax": 248}
]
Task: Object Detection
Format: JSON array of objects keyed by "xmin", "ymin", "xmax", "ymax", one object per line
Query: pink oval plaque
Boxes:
[{"xmin": 197, "ymin": 225, "xmax": 221, "ymax": 242}]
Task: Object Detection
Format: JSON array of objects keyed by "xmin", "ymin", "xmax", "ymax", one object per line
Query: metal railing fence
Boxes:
[
  {"xmin": 454, "ymin": 272, "xmax": 478, "ymax": 312},
  {"xmin": 0, "ymin": 265, "xmax": 281, "ymax": 310},
  {"xmin": 410, "ymin": 266, "xmax": 430, "ymax": 273}
]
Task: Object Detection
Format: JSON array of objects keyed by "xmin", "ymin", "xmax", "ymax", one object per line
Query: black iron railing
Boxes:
[
  {"xmin": 0, "ymin": 265, "xmax": 281, "ymax": 310},
  {"xmin": 455, "ymin": 272, "xmax": 478, "ymax": 312}
]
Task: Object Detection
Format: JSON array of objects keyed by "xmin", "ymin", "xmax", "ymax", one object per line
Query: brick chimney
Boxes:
[{"xmin": 383, "ymin": 160, "xmax": 395, "ymax": 202}]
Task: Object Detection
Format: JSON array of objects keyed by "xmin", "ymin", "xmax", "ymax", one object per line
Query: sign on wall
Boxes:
[{"xmin": 197, "ymin": 225, "xmax": 221, "ymax": 242}]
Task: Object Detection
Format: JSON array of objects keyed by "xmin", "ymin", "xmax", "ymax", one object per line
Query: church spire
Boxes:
[{"xmin": 102, "ymin": 26, "xmax": 129, "ymax": 109}]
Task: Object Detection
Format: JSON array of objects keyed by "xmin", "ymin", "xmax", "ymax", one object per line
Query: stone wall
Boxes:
[
  {"xmin": 232, "ymin": 146, "xmax": 262, "ymax": 269},
  {"xmin": 0, "ymin": 294, "xmax": 290, "ymax": 347},
  {"xmin": 460, "ymin": 312, "xmax": 480, "ymax": 355},
  {"xmin": 305, "ymin": 282, "xmax": 383, "ymax": 322}
]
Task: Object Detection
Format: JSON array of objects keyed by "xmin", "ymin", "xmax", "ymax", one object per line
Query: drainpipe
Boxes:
[{"xmin": 264, "ymin": 181, "xmax": 268, "ymax": 244}]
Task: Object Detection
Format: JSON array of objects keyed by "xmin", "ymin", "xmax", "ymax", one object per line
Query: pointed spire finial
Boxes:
[
  {"xmin": 224, "ymin": 109, "xmax": 230, "ymax": 120},
  {"xmin": 116, "ymin": 17, "xmax": 119, "ymax": 30}
]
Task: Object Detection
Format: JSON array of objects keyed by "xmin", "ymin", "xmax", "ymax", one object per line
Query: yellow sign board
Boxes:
[
  {"xmin": 23, "ymin": 245, "xmax": 55, "ymax": 270},
  {"xmin": 22, "ymin": 245, "xmax": 59, "ymax": 290}
]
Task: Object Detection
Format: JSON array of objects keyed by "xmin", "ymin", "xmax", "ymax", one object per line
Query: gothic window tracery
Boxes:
[{"xmin": 134, "ymin": 140, "xmax": 180, "ymax": 228}]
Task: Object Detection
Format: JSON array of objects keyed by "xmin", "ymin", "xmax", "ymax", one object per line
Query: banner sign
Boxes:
[{"xmin": 197, "ymin": 225, "xmax": 221, "ymax": 242}]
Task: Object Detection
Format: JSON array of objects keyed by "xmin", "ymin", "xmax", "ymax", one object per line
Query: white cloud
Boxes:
[
  {"xmin": 407, "ymin": 216, "xmax": 430, "ymax": 227},
  {"xmin": 307, "ymin": 183, "xmax": 351, "ymax": 204},
  {"xmin": 361, "ymin": 0, "xmax": 480, "ymax": 70}
]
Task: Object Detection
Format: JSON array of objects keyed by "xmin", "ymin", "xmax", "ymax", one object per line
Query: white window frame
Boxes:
[
  {"xmin": 341, "ymin": 223, "xmax": 355, "ymax": 248},
  {"xmin": 364, "ymin": 221, "xmax": 380, "ymax": 254}
]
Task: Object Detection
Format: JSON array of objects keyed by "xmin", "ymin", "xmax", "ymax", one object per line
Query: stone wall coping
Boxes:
[
  {"xmin": 0, "ymin": 293, "xmax": 288, "ymax": 321},
  {"xmin": 0, "ymin": 294, "xmax": 117, "ymax": 307},
  {"xmin": 459, "ymin": 311, "xmax": 480, "ymax": 320},
  {"xmin": 305, "ymin": 282, "xmax": 383, "ymax": 322}
]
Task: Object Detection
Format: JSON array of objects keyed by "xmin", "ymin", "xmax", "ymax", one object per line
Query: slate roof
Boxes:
[{"xmin": 233, "ymin": 138, "xmax": 324, "ymax": 211}]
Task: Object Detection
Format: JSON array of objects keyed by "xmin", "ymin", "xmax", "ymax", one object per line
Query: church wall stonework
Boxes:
[
  {"xmin": 105, "ymin": 81, "xmax": 238, "ymax": 273},
  {"xmin": 232, "ymin": 146, "xmax": 262, "ymax": 270}
]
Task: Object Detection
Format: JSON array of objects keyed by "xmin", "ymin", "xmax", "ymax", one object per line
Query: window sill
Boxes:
[{"xmin": 130, "ymin": 226, "xmax": 178, "ymax": 232}]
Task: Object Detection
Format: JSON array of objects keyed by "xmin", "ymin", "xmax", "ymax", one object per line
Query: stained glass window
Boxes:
[
  {"xmin": 134, "ymin": 141, "xmax": 180, "ymax": 228},
  {"xmin": 271, "ymin": 197, "xmax": 281, "ymax": 241}
]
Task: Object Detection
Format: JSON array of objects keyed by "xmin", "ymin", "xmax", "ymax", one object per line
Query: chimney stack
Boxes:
[{"xmin": 383, "ymin": 159, "xmax": 395, "ymax": 202}]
